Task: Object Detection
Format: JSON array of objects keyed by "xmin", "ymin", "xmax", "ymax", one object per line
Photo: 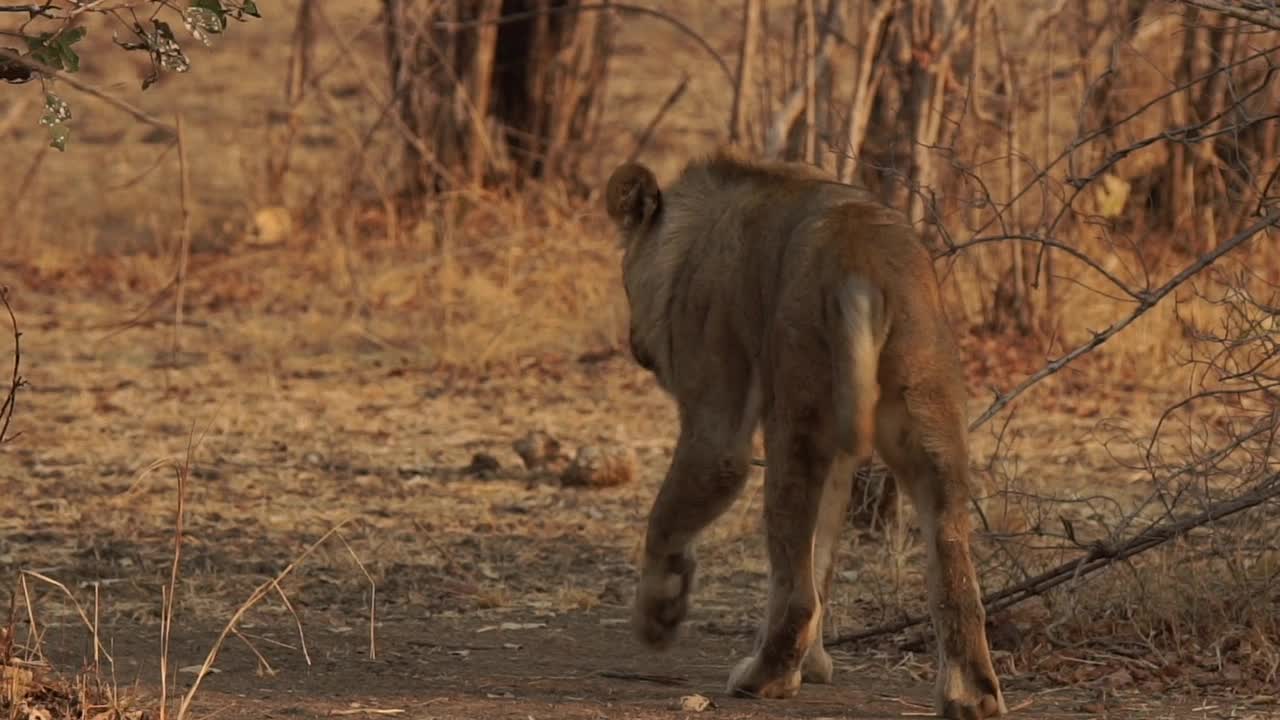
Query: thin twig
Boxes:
[
  {"xmin": 1179, "ymin": 0, "xmax": 1280, "ymax": 31},
  {"xmin": 270, "ymin": 581, "xmax": 311, "ymax": 667},
  {"xmin": 231, "ymin": 628, "xmax": 276, "ymax": 677},
  {"xmin": 335, "ymin": 532, "xmax": 378, "ymax": 661},
  {"xmin": 158, "ymin": 425, "xmax": 193, "ymax": 720},
  {"xmin": 727, "ymin": 0, "xmax": 760, "ymax": 144},
  {"xmin": 625, "ymin": 74, "xmax": 688, "ymax": 165},
  {"xmin": 171, "ymin": 114, "xmax": 192, "ymax": 365},
  {"xmin": 21, "ymin": 571, "xmax": 114, "ymax": 664},
  {"xmin": 176, "ymin": 520, "xmax": 355, "ymax": 720}
]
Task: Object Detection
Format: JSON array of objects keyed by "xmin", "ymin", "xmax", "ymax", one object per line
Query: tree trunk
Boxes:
[{"xmin": 382, "ymin": 0, "xmax": 614, "ymax": 195}]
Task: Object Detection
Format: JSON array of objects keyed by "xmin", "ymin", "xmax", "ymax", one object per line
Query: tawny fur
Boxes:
[{"xmin": 605, "ymin": 148, "xmax": 1007, "ymax": 719}]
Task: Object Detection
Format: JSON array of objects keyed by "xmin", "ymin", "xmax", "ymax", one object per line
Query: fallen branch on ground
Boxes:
[{"xmin": 828, "ymin": 471, "xmax": 1280, "ymax": 647}]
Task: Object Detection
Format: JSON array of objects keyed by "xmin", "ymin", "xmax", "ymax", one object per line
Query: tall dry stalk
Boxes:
[
  {"xmin": 157, "ymin": 435, "xmax": 191, "ymax": 720},
  {"xmin": 803, "ymin": 0, "xmax": 818, "ymax": 164},
  {"xmin": 170, "ymin": 115, "xmax": 191, "ymax": 368},
  {"xmin": 728, "ymin": 0, "xmax": 761, "ymax": 145},
  {"xmin": 837, "ymin": 0, "xmax": 893, "ymax": 183}
]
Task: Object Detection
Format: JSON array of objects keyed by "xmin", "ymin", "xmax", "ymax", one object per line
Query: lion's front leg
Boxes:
[{"xmin": 634, "ymin": 402, "xmax": 755, "ymax": 650}]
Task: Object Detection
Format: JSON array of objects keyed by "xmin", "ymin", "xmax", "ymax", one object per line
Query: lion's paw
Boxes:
[
  {"xmin": 632, "ymin": 554, "xmax": 695, "ymax": 649},
  {"xmin": 800, "ymin": 641, "xmax": 834, "ymax": 684},
  {"xmin": 726, "ymin": 655, "xmax": 802, "ymax": 699},
  {"xmin": 937, "ymin": 658, "xmax": 1007, "ymax": 719}
]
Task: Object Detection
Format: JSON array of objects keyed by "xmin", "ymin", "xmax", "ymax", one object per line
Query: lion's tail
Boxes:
[{"xmin": 830, "ymin": 276, "xmax": 886, "ymax": 460}]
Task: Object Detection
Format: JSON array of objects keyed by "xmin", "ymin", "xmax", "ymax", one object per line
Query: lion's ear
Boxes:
[{"xmin": 605, "ymin": 162, "xmax": 662, "ymax": 235}]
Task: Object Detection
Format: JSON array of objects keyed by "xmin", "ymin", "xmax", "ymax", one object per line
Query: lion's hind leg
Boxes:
[
  {"xmin": 874, "ymin": 389, "xmax": 1006, "ymax": 719},
  {"xmin": 800, "ymin": 451, "xmax": 860, "ymax": 684},
  {"xmin": 727, "ymin": 408, "xmax": 833, "ymax": 700}
]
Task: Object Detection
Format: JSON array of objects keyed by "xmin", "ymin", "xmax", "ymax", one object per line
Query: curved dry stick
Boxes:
[
  {"xmin": 0, "ymin": 286, "xmax": 22, "ymax": 445},
  {"xmin": 939, "ymin": 232, "xmax": 1141, "ymax": 301},
  {"xmin": 175, "ymin": 520, "xmax": 353, "ymax": 720}
]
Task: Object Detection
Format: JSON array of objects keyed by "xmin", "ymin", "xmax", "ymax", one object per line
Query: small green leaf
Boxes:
[
  {"xmin": 48, "ymin": 123, "xmax": 69, "ymax": 151},
  {"xmin": 23, "ymin": 34, "xmax": 48, "ymax": 52},
  {"xmin": 23, "ymin": 30, "xmax": 86, "ymax": 73},
  {"xmin": 240, "ymin": 0, "xmax": 260, "ymax": 18},
  {"xmin": 58, "ymin": 43, "xmax": 80, "ymax": 73},
  {"xmin": 25, "ymin": 35, "xmax": 63, "ymax": 71},
  {"xmin": 191, "ymin": 0, "xmax": 228, "ymax": 30},
  {"xmin": 61, "ymin": 27, "xmax": 87, "ymax": 45},
  {"xmin": 40, "ymin": 92, "xmax": 71, "ymax": 126}
]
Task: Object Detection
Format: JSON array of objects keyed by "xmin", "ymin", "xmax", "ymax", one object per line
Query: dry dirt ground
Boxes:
[{"xmin": 0, "ymin": 293, "xmax": 1265, "ymax": 720}]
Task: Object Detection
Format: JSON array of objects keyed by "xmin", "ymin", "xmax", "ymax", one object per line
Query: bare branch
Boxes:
[
  {"xmin": 1179, "ymin": 0, "xmax": 1280, "ymax": 31},
  {"xmin": 763, "ymin": 0, "xmax": 841, "ymax": 158},
  {"xmin": 967, "ymin": 210, "xmax": 1280, "ymax": 433},
  {"xmin": 627, "ymin": 74, "xmax": 689, "ymax": 164}
]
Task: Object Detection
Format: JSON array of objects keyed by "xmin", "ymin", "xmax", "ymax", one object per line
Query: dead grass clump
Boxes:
[
  {"xmin": 0, "ymin": 659, "xmax": 145, "ymax": 720},
  {"xmin": 1012, "ymin": 539, "xmax": 1280, "ymax": 694},
  {"xmin": 53, "ymin": 184, "xmax": 628, "ymax": 371},
  {"xmin": 1, "ymin": 591, "xmax": 148, "ymax": 720}
]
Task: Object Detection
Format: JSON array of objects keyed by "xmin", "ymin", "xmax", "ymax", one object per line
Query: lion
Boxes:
[{"xmin": 604, "ymin": 148, "xmax": 1007, "ymax": 720}]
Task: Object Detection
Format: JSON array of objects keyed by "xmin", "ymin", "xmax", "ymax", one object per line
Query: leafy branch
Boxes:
[{"xmin": 0, "ymin": 0, "xmax": 260, "ymax": 149}]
